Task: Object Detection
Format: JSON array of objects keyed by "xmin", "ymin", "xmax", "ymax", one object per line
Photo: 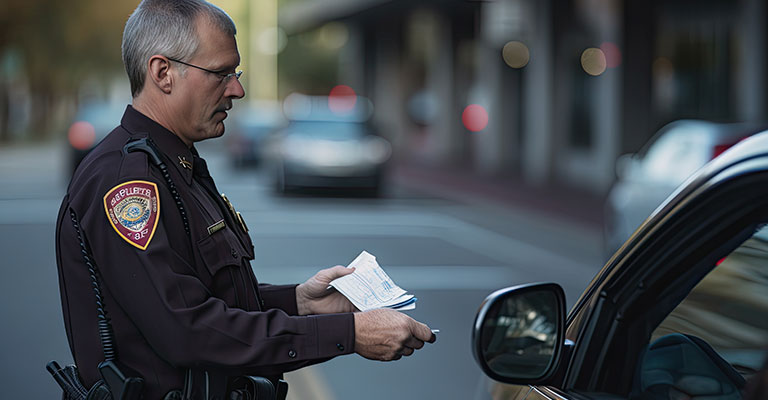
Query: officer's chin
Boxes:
[
  {"xmin": 213, "ymin": 121, "xmax": 226, "ymax": 137},
  {"xmin": 198, "ymin": 122, "xmax": 225, "ymax": 142}
]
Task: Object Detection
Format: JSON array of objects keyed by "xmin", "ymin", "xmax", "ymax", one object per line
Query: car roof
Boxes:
[
  {"xmin": 638, "ymin": 120, "xmax": 768, "ymax": 156},
  {"xmin": 660, "ymin": 128, "xmax": 768, "ymax": 210}
]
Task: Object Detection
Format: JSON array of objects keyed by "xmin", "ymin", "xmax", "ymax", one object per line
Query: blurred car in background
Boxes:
[
  {"xmin": 264, "ymin": 93, "xmax": 391, "ymax": 196},
  {"xmin": 225, "ymin": 100, "xmax": 286, "ymax": 168},
  {"xmin": 604, "ymin": 119, "xmax": 768, "ymax": 256},
  {"xmin": 67, "ymin": 102, "xmax": 125, "ymax": 172}
]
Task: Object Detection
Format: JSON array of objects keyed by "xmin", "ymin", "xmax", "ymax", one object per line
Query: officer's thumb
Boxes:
[
  {"xmin": 325, "ymin": 265, "xmax": 355, "ymax": 280},
  {"xmin": 411, "ymin": 320, "xmax": 436, "ymax": 343}
]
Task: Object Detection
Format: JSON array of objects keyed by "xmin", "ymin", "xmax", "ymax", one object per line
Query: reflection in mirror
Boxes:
[{"xmin": 480, "ymin": 289, "xmax": 559, "ymax": 379}]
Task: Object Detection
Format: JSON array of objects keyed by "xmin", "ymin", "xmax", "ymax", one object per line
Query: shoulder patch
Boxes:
[{"xmin": 103, "ymin": 180, "xmax": 159, "ymax": 250}]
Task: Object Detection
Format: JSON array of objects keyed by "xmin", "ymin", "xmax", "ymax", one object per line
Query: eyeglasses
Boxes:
[{"xmin": 166, "ymin": 57, "xmax": 243, "ymax": 83}]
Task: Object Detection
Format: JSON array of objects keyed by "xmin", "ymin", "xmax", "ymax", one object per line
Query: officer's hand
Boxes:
[
  {"xmin": 296, "ymin": 266, "xmax": 358, "ymax": 315},
  {"xmin": 353, "ymin": 309, "xmax": 436, "ymax": 361}
]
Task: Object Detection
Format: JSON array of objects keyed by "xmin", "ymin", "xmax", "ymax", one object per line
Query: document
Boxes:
[{"xmin": 330, "ymin": 251, "xmax": 417, "ymax": 311}]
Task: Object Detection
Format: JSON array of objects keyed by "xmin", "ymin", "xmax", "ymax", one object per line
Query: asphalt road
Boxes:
[{"xmin": 0, "ymin": 140, "xmax": 603, "ymax": 399}]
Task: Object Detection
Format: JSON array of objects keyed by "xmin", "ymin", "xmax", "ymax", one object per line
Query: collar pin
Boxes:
[{"xmin": 178, "ymin": 156, "xmax": 193, "ymax": 170}]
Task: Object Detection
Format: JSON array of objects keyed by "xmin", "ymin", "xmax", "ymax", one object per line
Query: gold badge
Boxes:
[{"xmin": 221, "ymin": 193, "xmax": 248, "ymax": 233}]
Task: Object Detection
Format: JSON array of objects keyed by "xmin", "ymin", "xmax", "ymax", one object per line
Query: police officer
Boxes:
[{"xmin": 54, "ymin": 1, "xmax": 435, "ymax": 398}]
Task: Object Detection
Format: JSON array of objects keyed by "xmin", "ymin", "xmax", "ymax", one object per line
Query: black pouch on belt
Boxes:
[{"xmin": 227, "ymin": 377, "xmax": 289, "ymax": 400}]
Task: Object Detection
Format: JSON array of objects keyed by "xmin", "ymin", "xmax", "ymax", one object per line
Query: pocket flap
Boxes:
[{"xmin": 197, "ymin": 227, "xmax": 246, "ymax": 276}]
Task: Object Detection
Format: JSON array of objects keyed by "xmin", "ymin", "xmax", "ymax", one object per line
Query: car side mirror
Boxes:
[{"xmin": 472, "ymin": 283, "xmax": 566, "ymax": 384}]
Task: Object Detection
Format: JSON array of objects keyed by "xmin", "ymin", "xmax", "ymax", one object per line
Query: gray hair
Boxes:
[{"xmin": 122, "ymin": 0, "xmax": 236, "ymax": 97}]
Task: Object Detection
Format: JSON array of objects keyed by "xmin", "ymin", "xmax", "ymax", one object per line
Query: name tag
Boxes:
[{"xmin": 207, "ymin": 219, "xmax": 226, "ymax": 235}]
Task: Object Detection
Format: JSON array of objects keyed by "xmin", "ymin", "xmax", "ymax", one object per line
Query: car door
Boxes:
[{"xmin": 561, "ymin": 142, "xmax": 768, "ymax": 397}]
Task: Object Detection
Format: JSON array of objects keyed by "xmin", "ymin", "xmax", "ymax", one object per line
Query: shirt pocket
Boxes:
[{"xmin": 196, "ymin": 224, "xmax": 249, "ymax": 277}]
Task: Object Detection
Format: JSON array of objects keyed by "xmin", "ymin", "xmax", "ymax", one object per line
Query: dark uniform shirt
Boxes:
[{"xmin": 55, "ymin": 105, "xmax": 354, "ymax": 399}]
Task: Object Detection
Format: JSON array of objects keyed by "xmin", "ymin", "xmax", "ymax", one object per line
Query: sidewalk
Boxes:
[{"xmin": 389, "ymin": 161, "xmax": 606, "ymax": 232}]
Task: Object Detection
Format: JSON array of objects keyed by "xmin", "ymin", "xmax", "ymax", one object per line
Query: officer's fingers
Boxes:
[
  {"xmin": 410, "ymin": 320, "xmax": 434, "ymax": 343},
  {"xmin": 404, "ymin": 336, "xmax": 425, "ymax": 350},
  {"xmin": 383, "ymin": 347, "xmax": 403, "ymax": 361},
  {"xmin": 401, "ymin": 347, "xmax": 415, "ymax": 357}
]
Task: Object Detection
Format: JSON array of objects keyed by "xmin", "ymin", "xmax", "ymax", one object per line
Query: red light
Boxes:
[
  {"xmin": 712, "ymin": 144, "xmax": 732, "ymax": 159},
  {"xmin": 329, "ymin": 85, "xmax": 357, "ymax": 114},
  {"xmin": 600, "ymin": 42, "xmax": 622, "ymax": 68},
  {"xmin": 715, "ymin": 257, "xmax": 726, "ymax": 266},
  {"xmin": 68, "ymin": 121, "xmax": 96, "ymax": 150},
  {"xmin": 712, "ymin": 137, "xmax": 749, "ymax": 159},
  {"xmin": 462, "ymin": 104, "xmax": 489, "ymax": 132}
]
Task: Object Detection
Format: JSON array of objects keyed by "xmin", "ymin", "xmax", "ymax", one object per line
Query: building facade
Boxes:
[{"xmin": 280, "ymin": 0, "xmax": 768, "ymax": 193}]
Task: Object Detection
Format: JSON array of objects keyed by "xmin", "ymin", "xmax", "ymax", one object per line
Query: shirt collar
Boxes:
[{"xmin": 120, "ymin": 105, "xmax": 195, "ymax": 185}]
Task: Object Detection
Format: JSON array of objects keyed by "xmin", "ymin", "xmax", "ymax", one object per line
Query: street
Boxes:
[{"xmin": 0, "ymin": 140, "xmax": 603, "ymax": 400}]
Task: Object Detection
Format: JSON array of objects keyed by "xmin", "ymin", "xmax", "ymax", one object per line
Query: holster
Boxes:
[
  {"xmin": 47, "ymin": 360, "xmax": 144, "ymax": 400},
  {"xmin": 97, "ymin": 360, "xmax": 144, "ymax": 399}
]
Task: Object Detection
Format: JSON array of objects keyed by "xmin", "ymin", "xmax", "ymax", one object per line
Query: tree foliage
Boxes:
[
  {"xmin": 1, "ymin": 0, "xmax": 136, "ymax": 92},
  {"xmin": 0, "ymin": 0, "xmax": 137, "ymax": 140}
]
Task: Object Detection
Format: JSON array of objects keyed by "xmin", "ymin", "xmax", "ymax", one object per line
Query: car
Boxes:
[
  {"xmin": 604, "ymin": 120, "xmax": 768, "ymax": 257},
  {"xmin": 264, "ymin": 93, "xmax": 391, "ymax": 196},
  {"xmin": 67, "ymin": 102, "xmax": 126, "ymax": 172},
  {"xmin": 225, "ymin": 100, "xmax": 286, "ymax": 168},
  {"xmin": 472, "ymin": 130, "xmax": 768, "ymax": 399}
]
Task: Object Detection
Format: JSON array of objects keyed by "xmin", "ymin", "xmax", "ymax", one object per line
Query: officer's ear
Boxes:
[{"xmin": 146, "ymin": 55, "xmax": 173, "ymax": 94}]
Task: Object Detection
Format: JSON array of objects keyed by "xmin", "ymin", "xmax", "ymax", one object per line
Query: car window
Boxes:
[{"xmin": 651, "ymin": 226, "xmax": 768, "ymax": 375}]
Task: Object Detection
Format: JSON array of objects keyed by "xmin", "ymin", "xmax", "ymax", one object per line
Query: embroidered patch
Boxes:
[{"xmin": 103, "ymin": 180, "xmax": 159, "ymax": 250}]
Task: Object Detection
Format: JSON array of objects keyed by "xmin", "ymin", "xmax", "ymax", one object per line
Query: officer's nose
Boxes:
[{"xmin": 225, "ymin": 76, "xmax": 245, "ymax": 100}]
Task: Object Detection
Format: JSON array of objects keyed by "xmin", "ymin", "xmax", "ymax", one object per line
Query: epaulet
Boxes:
[
  {"xmin": 123, "ymin": 137, "xmax": 164, "ymax": 167},
  {"xmin": 118, "ymin": 136, "xmax": 164, "ymax": 180}
]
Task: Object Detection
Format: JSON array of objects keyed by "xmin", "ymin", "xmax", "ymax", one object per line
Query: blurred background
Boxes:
[{"xmin": 1, "ymin": 0, "xmax": 766, "ymax": 398}]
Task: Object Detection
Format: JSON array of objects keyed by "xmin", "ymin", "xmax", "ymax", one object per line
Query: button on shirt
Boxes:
[{"xmin": 55, "ymin": 106, "xmax": 355, "ymax": 399}]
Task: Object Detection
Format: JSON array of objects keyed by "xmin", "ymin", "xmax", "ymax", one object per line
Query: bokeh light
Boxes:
[
  {"xmin": 318, "ymin": 22, "xmax": 350, "ymax": 50},
  {"xmin": 68, "ymin": 121, "xmax": 96, "ymax": 150},
  {"xmin": 329, "ymin": 85, "xmax": 357, "ymax": 114},
  {"xmin": 502, "ymin": 41, "xmax": 530, "ymax": 69},
  {"xmin": 257, "ymin": 27, "xmax": 288, "ymax": 55},
  {"xmin": 600, "ymin": 42, "xmax": 621, "ymax": 68},
  {"xmin": 462, "ymin": 105, "xmax": 489, "ymax": 132},
  {"xmin": 581, "ymin": 48, "xmax": 607, "ymax": 76}
]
